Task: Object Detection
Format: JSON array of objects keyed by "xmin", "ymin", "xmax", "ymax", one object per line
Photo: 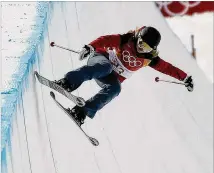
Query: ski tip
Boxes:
[
  {"xmin": 89, "ymin": 137, "xmax": 99, "ymax": 146},
  {"xmin": 50, "ymin": 91, "xmax": 55, "ymax": 99}
]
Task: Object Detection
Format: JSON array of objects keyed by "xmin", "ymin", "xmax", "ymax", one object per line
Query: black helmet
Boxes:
[{"xmin": 137, "ymin": 26, "xmax": 161, "ymax": 49}]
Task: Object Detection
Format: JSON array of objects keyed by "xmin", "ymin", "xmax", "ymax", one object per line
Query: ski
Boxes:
[
  {"xmin": 50, "ymin": 91, "xmax": 99, "ymax": 146},
  {"xmin": 34, "ymin": 71, "xmax": 85, "ymax": 107}
]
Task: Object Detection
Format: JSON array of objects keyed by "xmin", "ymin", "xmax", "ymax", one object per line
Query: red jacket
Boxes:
[{"xmin": 89, "ymin": 33, "xmax": 187, "ymax": 83}]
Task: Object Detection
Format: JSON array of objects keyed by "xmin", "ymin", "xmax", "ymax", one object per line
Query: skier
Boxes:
[{"xmin": 55, "ymin": 26, "xmax": 194, "ymax": 125}]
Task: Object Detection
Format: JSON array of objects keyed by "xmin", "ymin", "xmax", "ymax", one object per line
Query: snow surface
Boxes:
[
  {"xmin": 2, "ymin": 2, "xmax": 37, "ymax": 91},
  {"xmin": 167, "ymin": 12, "xmax": 214, "ymax": 83},
  {"xmin": 1, "ymin": 2, "xmax": 213, "ymax": 173}
]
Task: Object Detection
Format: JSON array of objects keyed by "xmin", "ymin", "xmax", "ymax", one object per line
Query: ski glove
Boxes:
[
  {"xmin": 79, "ymin": 45, "xmax": 95, "ymax": 61},
  {"xmin": 183, "ymin": 76, "xmax": 194, "ymax": 92}
]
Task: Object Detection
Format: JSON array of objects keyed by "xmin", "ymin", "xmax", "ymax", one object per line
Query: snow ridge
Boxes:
[{"xmin": 1, "ymin": 2, "xmax": 52, "ymax": 167}]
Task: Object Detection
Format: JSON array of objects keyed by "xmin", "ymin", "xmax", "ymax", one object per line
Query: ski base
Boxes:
[
  {"xmin": 50, "ymin": 91, "xmax": 99, "ymax": 146},
  {"xmin": 34, "ymin": 71, "xmax": 85, "ymax": 107}
]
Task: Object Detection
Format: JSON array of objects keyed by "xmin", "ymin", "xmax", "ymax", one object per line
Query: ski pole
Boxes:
[
  {"xmin": 50, "ymin": 42, "xmax": 80, "ymax": 54},
  {"xmin": 155, "ymin": 77, "xmax": 185, "ymax": 85}
]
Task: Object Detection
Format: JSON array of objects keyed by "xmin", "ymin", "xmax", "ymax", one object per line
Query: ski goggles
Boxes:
[{"xmin": 136, "ymin": 37, "xmax": 153, "ymax": 53}]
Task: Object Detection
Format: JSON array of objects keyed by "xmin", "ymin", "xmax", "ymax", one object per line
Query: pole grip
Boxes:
[{"xmin": 155, "ymin": 77, "xmax": 185, "ymax": 85}]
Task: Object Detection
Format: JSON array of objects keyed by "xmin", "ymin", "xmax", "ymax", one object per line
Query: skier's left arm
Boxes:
[{"xmin": 149, "ymin": 57, "xmax": 194, "ymax": 91}]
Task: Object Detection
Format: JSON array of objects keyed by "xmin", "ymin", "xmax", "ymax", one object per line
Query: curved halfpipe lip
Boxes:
[{"xmin": 1, "ymin": 2, "xmax": 51, "ymax": 153}]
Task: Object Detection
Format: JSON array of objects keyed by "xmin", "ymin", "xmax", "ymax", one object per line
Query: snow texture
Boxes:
[
  {"xmin": 1, "ymin": 2, "xmax": 51, "ymax": 170},
  {"xmin": 1, "ymin": 2, "xmax": 213, "ymax": 173}
]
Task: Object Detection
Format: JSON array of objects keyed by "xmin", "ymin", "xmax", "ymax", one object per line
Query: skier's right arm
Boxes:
[
  {"xmin": 89, "ymin": 34, "xmax": 121, "ymax": 49},
  {"xmin": 79, "ymin": 33, "xmax": 132, "ymax": 60},
  {"xmin": 79, "ymin": 35, "xmax": 121, "ymax": 60},
  {"xmin": 89, "ymin": 33, "xmax": 133, "ymax": 49}
]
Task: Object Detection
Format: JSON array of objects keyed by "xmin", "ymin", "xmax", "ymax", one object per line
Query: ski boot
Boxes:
[
  {"xmin": 68, "ymin": 106, "xmax": 86, "ymax": 126},
  {"xmin": 55, "ymin": 78, "xmax": 73, "ymax": 92}
]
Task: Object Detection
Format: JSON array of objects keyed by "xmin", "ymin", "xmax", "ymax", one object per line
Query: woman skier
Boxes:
[{"xmin": 56, "ymin": 26, "xmax": 194, "ymax": 125}]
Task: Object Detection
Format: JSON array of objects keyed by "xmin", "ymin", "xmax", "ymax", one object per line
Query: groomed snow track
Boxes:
[{"xmin": 1, "ymin": 2, "xmax": 213, "ymax": 173}]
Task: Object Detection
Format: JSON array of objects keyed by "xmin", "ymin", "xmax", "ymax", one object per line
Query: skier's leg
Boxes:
[
  {"xmin": 64, "ymin": 54, "xmax": 113, "ymax": 92},
  {"xmin": 83, "ymin": 72, "xmax": 121, "ymax": 118}
]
